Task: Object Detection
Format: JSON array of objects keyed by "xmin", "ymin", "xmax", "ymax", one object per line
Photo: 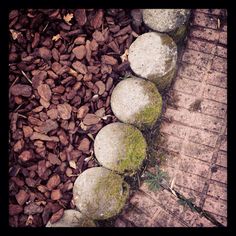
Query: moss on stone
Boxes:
[
  {"xmin": 170, "ymin": 24, "xmax": 188, "ymax": 43},
  {"xmin": 116, "ymin": 126, "xmax": 147, "ymax": 174},
  {"xmin": 75, "ymin": 168, "xmax": 129, "ymax": 220},
  {"xmin": 92, "ymin": 170, "xmax": 129, "ymax": 219},
  {"xmin": 133, "ymin": 80, "xmax": 162, "ymax": 128},
  {"xmin": 148, "ymin": 68, "xmax": 176, "ymax": 92}
]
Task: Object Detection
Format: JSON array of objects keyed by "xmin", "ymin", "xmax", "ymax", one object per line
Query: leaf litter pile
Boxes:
[{"xmin": 9, "ymin": 9, "xmax": 148, "ymax": 227}]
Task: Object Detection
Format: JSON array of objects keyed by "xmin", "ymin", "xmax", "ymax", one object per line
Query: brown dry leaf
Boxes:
[
  {"xmin": 25, "ymin": 215, "xmax": 34, "ymax": 226},
  {"xmin": 37, "ymin": 84, "xmax": 52, "ymax": 101},
  {"xmin": 52, "ymin": 34, "xmax": 61, "ymax": 41},
  {"xmin": 69, "ymin": 160, "xmax": 77, "ymax": 169},
  {"xmin": 83, "ymin": 113, "xmax": 101, "ymax": 125},
  {"xmin": 63, "ymin": 13, "xmax": 74, "ymax": 25},
  {"xmin": 80, "ymin": 121, "xmax": 88, "ymax": 131},
  {"xmin": 120, "ymin": 49, "xmax": 129, "ymax": 62},
  {"xmin": 57, "ymin": 103, "xmax": 72, "ymax": 120},
  {"xmin": 49, "ymin": 208, "xmax": 64, "ymax": 224},
  {"xmin": 10, "ymin": 29, "xmax": 22, "ymax": 40}
]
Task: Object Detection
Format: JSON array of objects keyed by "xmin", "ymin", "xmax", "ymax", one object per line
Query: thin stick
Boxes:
[
  {"xmin": 42, "ymin": 22, "xmax": 49, "ymax": 32},
  {"xmin": 21, "ymin": 70, "xmax": 32, "ymax": 84},
  {"xmin": 9, "ymin": 76, "xmax": 19, "ymax": 89},
  {"xmin": 17, "ymin": 113, "xmax": 27, "ymax": 119}
]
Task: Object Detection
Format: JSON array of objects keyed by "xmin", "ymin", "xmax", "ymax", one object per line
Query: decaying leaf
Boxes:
[
  {"xmin": 52, "ymin": 34, "xmax": 61, "ymax": 41},
  {"xmin": 63, "ymin": 13, "xmax": 74, "ymax": 25},
  {"xmin": 69, "ymin": 160, "xmax": 77, "ymax": 169},
  {"xmin": 10, "ymin": 29, "xmax": 22, "ymax": 40},
  {"xmin": 120, "ymin": 49, "xmax": 129, "ymax": 62},
  {"xmin": 87, "ymin": 133, "xmax": 94, "ymax": 141}
]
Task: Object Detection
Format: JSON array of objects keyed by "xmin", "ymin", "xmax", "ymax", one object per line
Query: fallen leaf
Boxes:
[
  {"xmin": 10, "ymin": 29, "xmax": 22, "ymax": 40},
  {"xmin": 69, "ymin": 160, "xmax": 77, "ymax": 169},
  {"xmin": 80, "ymin": 121, "xmax": 88, "ymax": 131},
  {"xmin": 120, "ymin": 49, "xmax": 129, "ymax": 62},
  {"xmin": 63, "ymin": 13, "xmax": 74, "ymax": 25},
  {"xmin": 52, "ymin": 34, "xmax": 61, "ymax": 41},
  {"xmin": 87, "ymin": 133, "xmax": 94, "ymax": 141},
  {"xmin": 26, "ymin": 215, "xmax": 34, "ymax": 226}
]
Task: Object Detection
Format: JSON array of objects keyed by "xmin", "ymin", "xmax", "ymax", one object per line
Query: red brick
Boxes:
[
  {"xmin": 188, "ymin": 127, "xmax": 218, "ymax": 148},
  {"xmin": 211, "ymin": 166, "xmax": 227, "ymax": 184},
  {"xmin": 173, "ymin": 77, "xmax": 202, "ymax": 96},
  {"xmin": 182, "ymin": 49, "xmax": 214, "ymax": 67},
  {"xmin": 205, "ymin": 70, "xmax": 227, "ymax": 88},
  {"xmin": 195, "ymin": 9, "xmax": 222, "ymax": 16},
  {"xmin": 114, "ymin": 218, "xmax": 127, "ymax": 227},
  {"xmin": 203, "ymin": 84, "xmax": 227, "ymax": 104},
  {"xmin": 183, "ymin": 141, "xmax": 214, "ymax": 162},
  {"xmin": 210, "ymin": 214, "xmax": 227, "ymax": 226},
  {"xmin": 150, "ymin": 210, "xmax": 187, "ymax": 227},
  {"xmin": 130, "ymin": 191, "xmax": 160, "ymax": 217},
  {"xmin": 219, "ymin": 31, "xmax": 227, "ymax": 45},
  {"xmin": 201, "ymin": 100, "xmax": 227, "ymax": 119},
  {"xmin": 187, "ymin": 38, "xmax": 216, "ymax": 54},
  {"xmin": 216, "ymin": 151, "xmax": 227, "ymax": 167},
  {"xmin": 160, "ymin": 122, "xmax": 187, "ymax": 139},
  {"xmin": 160, "ymin": 166, "xmax": 206, "ymax": 193},
  {"xmin": 164, "ymin": 153, "xmax": 210, "ymax": 178},
  {"xmin": 216, "ymin": 45, "xmax": 227, "ymax": 58},
  {"xmin": 178, "ymin": 155, "xmax": 210, "ymax": 178},
  {"xmin": 207, "ymin": 181, "xmax": 227, "ymax": 200},
  {"xmin": 123, "ymin": 207, "xmax": 151, "ymax": 227},
  {"xmin": 190, "ymin": 27, "xmax": 219, "ymax": 42},
  {"xmin": 203, "ymin": 196, "xmax": 227, "ymax": 217},
  {"xmin": 220, "ymin": 136, "xmax": 227, "ymax": 151},
  {"xmin": 165, "ymin": 107, "xmax": 225, "ymax": 133},
  {"xmin": 192, "ymin": 215, "xmax": 216, "ymax": 227},
  {"xmin": 158, "ymin": 135, "xmax": 183, "ymax": 153},
  {"xmin": 211, "ymin": 56, "xmax": 227, "ymax": 73},
  {"xmin": 173, "ymin": 90, "xmax": 227, "ymax": 119},
  {"xmin": 193, "ymin": 12, "xmax": 218, "ymax": 29},
  {"xmin": 178, "ymin": 63, "xmax": 205, "ymax": 82}
]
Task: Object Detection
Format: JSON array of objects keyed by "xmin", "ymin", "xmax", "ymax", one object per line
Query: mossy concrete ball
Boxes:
[
  {"xmin": 128, "ymin": 32, "xmax": 177, "ymax": 91},
  {"xmin": 142, "ymin": 9, "xmax": 191, "ymax": 33},
  {"xmin": 94, "ymin": 122, "xmax": 147, "ymax": 174},
  {"xmin": 46, "ymin": 209, "xmax": 96, "ymax": 227},
  {"xmin": 111, "ymin": 77, "xmax": 162, "ymax": 128},
  {"xmin": 73, "ymin": 167, "xmax": 130, "ymax": 220}
]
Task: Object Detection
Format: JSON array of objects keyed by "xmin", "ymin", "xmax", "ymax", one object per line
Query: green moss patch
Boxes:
[
  {"xmin": 116, "ymin": 126, "xmax": 147, "ymax": 174},
  {"xmin": 134, "ymin": 80, "xmax": 162, "ymax": 128}
]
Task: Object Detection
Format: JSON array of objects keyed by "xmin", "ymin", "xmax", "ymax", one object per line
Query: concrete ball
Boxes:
[
  {"xmin": 111, "ymin": 77, "xmax": 162, "ymax": 128},
  {"xmin": 73, "ymin": 167, "xmax": 129, "ymax": 220},
  {"xmin": 94, "ymin": 122, "xmax": 147, "ymax": 174}
]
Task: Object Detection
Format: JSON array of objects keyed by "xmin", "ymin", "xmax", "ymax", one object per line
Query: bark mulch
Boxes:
[{"xmin": 9, "ymin": 9, "xmax": 148, "ymax": 227}]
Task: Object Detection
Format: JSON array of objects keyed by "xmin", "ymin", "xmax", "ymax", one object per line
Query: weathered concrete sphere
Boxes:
[
  {"xmin": 142, "ymin": 9, "xmax": 190, "ymax": 41},
  {"xmin": 46, "ymin": 209, "xmax": 96, "ymax": 227},
  {"xmin": 111, "ymin": 77, "xmax": 162, "ymax": 128},
  {"xmin": 73, "ymin": 167, "xmax": 129, "ymax": 220},
  {"xmin": 128, "ymin": 32, "xmax": 177, "ymax": 91},
  {"xmin": 94, "ymin": 122, "xmax": 147, "ymax": 174}
]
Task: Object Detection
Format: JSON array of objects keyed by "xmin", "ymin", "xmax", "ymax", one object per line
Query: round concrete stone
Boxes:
[
  {"xmin": 73, "ymin": 167, "xmax": 129, "ymax": 220},
  {"xmin": 46, "ymin": 209, "xmax": 96, "ymax": 227},
  {"xmin": 142, "ymin": 9, "xmax": 190, "ymax": 33},
  {"xmin": 94, "ymin": 122, "xmax": 147, "ymax": 174},
  {"xmin": 111, "ymin": 77, "xmax": 162, "ymax": 128},
  {"xmin": 128, "ymin": 32, "xmax": 177, "ymax": 91}
]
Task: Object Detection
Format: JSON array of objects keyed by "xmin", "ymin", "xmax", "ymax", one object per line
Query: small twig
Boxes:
[
  {"xmin": 13, "ymin": 103, "xmax": 24, "ymax": 112},
  {"xmin": 42, "ymin": 22, "xmax": 49, "ymax": 32},
  {"xmin": 10, "ymin": 76, "xmax": 19, "ymax": 89},
  {"xmin": 17, "ymin": 113, "xmax": 27, "ymax": 119},
  {"xmin": 160, "ymin": 182, "xmax": 225, "ymax": 227},
  {"xmin": 21, "ymin": 70, "xmax": 32, "ymax": 84}
]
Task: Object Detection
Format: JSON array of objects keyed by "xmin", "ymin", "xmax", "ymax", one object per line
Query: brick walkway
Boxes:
[{"xmin": 115, "ymin": 9, "xmax": 227, "ymax": 227}]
